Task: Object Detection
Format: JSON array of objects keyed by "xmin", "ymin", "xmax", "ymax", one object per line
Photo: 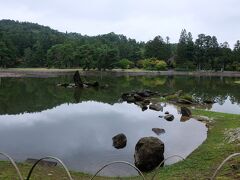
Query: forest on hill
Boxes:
[{"xmin": 0, "ymin": 19, "xmax": 239, "ymax": 71}]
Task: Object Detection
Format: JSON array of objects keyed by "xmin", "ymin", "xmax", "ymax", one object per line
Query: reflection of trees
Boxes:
[
  {"xmin": 0, "ymin": 75, "xmax": 239, "ymax": 115},
  {"xmin": 164, "ymin": 76, "xmax": 240, "ymax": 105}
]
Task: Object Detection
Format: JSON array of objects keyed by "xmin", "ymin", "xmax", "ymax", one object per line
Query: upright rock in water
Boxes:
[
  {"xmin": 112, "ymin": 133, "xmax": 127, "ymax": 149},
  {"xmin": 180, "ymin": 107, "xmax": 192, "ymax": 117},
  {"xmin": 134, "ymin": 137, "xmax": 164, "ymax": 172},
  {"xmin": 73, "ymin": 71, "xmax": 83, "ymax": 87}
]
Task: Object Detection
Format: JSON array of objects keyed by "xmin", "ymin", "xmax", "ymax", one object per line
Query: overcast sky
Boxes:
[{"xmin": 0, "ymin": 0, "xmax": 239, "ymax": 46}]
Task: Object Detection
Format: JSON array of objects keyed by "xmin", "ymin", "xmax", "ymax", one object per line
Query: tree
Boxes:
[
  {"xmin": 23, "ymin": 47, "xmax": 33, "ymax": 66},
  {"xmin": 145, "ymin": 36, "xmax": 171, "ymax": 60},
  {"xmin": 231, "ymin": 40, "xmax": 240, "ymax": 71},
  {"xmin": 217, "ymin": 42, "xmax": 232, "ymax": 71},
  {"xmin": 176, "ymin": 29, "xmax": 195, "ymax": 69},
  {"xmin": 194, "ymin": 34, "xmax": 219, "ymax": 70}
]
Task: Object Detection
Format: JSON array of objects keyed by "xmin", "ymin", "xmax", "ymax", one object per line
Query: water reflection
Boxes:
[
  {"xmin": 211, "ymin": 97, "xmax": 240, "ymax": 114},
  {"xmin": 0, "ymin": 101, "xmax": 207, "ymax": 176},
  {"xmin": 0, "ymin": 76, "xmax": 239, "ymax": 115}
]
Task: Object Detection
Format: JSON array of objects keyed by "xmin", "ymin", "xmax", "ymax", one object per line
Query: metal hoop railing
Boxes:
[
  {"xmin": 90, "ymin": 161, "xmax": 146, "ymax": 180},
  {"xmin": 0, "ymin": 152, "xmax": 24, "ymax": 180},
  {"xmin": 1, "ymin": 152, "xmax": 239, "ymax": 180},
  {"xmin": 211, "ymin": 152, "xmax": 240, "ymax": 180},
  {"xmin": 26, "ymin": 156, "xmax": 73, "ymax": 180},
  {"xmin": 151, "ymin": 155, "xmax": 184, "ymax": 180}
]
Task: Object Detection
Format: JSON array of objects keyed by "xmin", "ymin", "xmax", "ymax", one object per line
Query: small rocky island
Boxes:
[{"xmin": 57, "ymin": 71, "xmax": 105, "ymax": 88}]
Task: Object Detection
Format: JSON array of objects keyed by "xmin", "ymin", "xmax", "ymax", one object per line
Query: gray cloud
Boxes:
[{"xmin": 0, "ymin": 0, "xmax": 239, "ymax": 46}]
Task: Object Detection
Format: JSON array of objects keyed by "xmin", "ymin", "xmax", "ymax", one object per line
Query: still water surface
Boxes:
[{"xmin": 0, "ymin": 75, "xmax": 239, "ymax": 176}]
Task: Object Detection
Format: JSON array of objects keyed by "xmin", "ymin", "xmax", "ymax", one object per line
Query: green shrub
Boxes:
[
  {"xmin": 116, "ymin": 59, "xmax": 134, "ymax": 69},
  {"xmin": 155, "ymin": 60, "xmax": 167, "ymax": 70},
  {"xmin": 137, "ymin": 58, "xmax": 167, "ymax": 71}
]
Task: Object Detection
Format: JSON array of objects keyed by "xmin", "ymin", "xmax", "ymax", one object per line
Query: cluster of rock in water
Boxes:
[
  {"xmin": 121, "ymin": 89, "xmax": 215, "ymax": 111},
  {"xmin": 57, "ymin": 71, "xmax": 107, "ymax": 89},
  {"xmin": 57, "ymin": 71, "xmax": 211, "ymax": 172},
  {"xmin": 111, "ymin": 91, "xmax": 193, "ymax": 172}
]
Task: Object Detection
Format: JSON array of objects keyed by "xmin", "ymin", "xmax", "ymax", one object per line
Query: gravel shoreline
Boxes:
[{"xmin": 0, "ymin": 69, "xmax": 240, "ymax": 77}]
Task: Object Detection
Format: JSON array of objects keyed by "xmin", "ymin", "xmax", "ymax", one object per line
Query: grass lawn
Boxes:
[{"xmin": 0, "ymin": 109, "xmax": 239, "ymax": 180}]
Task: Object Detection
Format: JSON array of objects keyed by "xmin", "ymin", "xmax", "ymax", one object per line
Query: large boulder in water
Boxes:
[
  {"xmin": 112, "ymin": 133, "xmax": 127, "ymax": 149},
  {"xmin": 134, "ymin": 137, "xmax": 164, "ymax": 172}
]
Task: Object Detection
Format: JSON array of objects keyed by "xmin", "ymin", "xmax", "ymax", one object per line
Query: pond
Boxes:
[{"xmin": 0, "ymin": 75, "xmax": 239, "ymax": 176}]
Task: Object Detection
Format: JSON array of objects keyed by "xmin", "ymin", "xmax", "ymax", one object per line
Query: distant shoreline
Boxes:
[{"xmin": 0, "ymin": 68, "xmax": 240, "ymax": 77}]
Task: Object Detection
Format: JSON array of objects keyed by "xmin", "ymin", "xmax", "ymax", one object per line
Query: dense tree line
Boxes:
[
  {"xmin": 0, "ymin": 20, "xmax": 239, "ymax": 71},
  {"xmin": 176, "ymin": 29, "xmax": 240, "ymax": 71}
]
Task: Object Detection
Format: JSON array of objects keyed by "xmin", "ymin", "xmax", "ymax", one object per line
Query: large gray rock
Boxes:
[
  {"xmin": 112, "ymin": 133, "xmax": 127, "ymax": 149},
  {"xmin": 134, "ymin": 137, "xmax": 164, "ymax": 172}
]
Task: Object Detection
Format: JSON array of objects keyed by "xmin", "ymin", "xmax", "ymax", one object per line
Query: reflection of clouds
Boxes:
[
  {"xmin": 0, "ymin": 101, "xmax": 207, "ymax": 176},
  {"xmin": 211, "ymin": 97, "xmax": 240, "ymax": 114}
]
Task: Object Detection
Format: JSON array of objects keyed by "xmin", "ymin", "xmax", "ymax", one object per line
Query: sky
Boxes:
[{"xmin": 0, "ymin": 0, "xmax": 239, "ymax": 46}]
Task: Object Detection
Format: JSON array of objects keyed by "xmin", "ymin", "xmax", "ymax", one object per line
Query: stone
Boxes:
[
  {"xmin": 112, "ymin": 133, "xmax": 127, "ymax": 149},
  {"xmin": 135, "ymin": 101, "xmax": 148, "ymax": 111},
  {"xmin": 164, "ymin": 114, "xmax": 174, "ymax": 121},
  {"xmin": 152, "ymin": 128, "xmax": 165, "ymax": 135},
  {"xmin": 121, "ymin": 93, "xmax": 130, "ymax": 101},
  {"xmin": 180, "ymin": 107, "xmax": 192, "ymax": 117},
  {"xmin": 134, "ymin": 137, "xmax": 164, "ymax": 172},
  {"xmin": 180, "ymin": 115, "xmax": 191, "ymax": 122},
  {"xmin": 126, "ymin": 96, "xmax": 135, "ymax": 103},
  {"xmin": 165, "ymin": 111, "xmax": 169, "ymax": 114},
  {"xmin": 203, "ymin": 99, "xmax": 215, "ymax": 104},
  {"xmin": 149, "ymin": 103, "xmax": 163, "ymax": 111},
  {"xmin": 137, "ymin": 91, "xmax": 151, "ymax": 97},
  {"xmin": 177, "ymin": 99, "xmax": 193, "ymax": 104},
  {"xmin": 143, "ymin": 99, "xmax": 151, "ymax": 105},
  {"xmin": 134, "ymin": 94, "xmax": 144, "ymax": 101},
  {"xmin": 73, "ymin": 71, "xmax": 83, "ymax": 87},
  {"xmin": 142, "ymin": 106, "xmax": 148, "ymax": 111}
]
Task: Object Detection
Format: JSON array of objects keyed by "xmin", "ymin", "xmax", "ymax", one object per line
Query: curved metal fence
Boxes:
[
  {"xmin": 0, "ymin": 152, "xmax": 239, "ymax": 179},
  {"xmin": 0, "ymin": 152, "xmax": 23, "ymax": 180},
  {"xmin": 90, "ymin": 161, "xmax": 146, "ymax": 180},
  {"xmin": 211, "ymin": 152, "xmax": 240, "ymax": 180},
  {"xmin": 26, "ymin": 156, "xmax": 73, "ymax": 180}
]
